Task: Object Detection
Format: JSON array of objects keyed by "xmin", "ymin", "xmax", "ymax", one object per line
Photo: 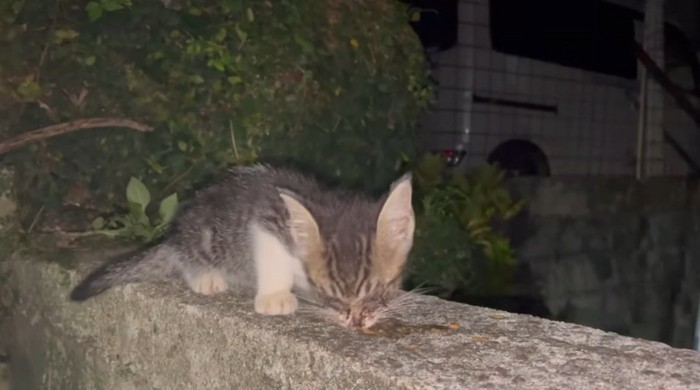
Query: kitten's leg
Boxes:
[
  {"xmin": 251, "ymin": 223, "xmax": 298, "ymax": 315},
  {"xmin": 180, "ymin": 229, "xmax": 230, "ymax": 295},
  {"xmin": 186, "ymin": 269, "xmax": 229, "ymax": 295}
]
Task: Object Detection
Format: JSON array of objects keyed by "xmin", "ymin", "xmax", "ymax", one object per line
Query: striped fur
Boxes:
[{"xmin": 70, "ymin": 164, "xmax": 415, "ymax": 329}]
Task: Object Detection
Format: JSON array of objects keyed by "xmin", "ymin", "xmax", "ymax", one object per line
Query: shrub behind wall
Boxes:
[{"xmin": 0, "ymin": 0, "xmax": 432, "ymax": 223}]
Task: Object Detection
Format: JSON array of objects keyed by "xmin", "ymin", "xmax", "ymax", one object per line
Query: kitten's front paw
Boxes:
[
  {"xmin": 189, "ymin": 271, "xmax": 229, "ymax": 295},
  {"xmin": 255, "ymin": 291, "xmax": 298, "ymax": 315}
]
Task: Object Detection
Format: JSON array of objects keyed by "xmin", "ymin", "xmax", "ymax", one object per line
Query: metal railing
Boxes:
[{"xmin": 635, "ymin": 42, "xmax": 700, "ymax": 175}]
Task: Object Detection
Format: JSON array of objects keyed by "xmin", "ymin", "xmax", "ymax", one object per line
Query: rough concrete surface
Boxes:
[{"xmin": 3, "ymin": 244, "xmax": 700, "ymax": 390}]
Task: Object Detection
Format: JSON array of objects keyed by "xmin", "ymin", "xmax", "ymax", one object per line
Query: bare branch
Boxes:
[{"xmin": 0, "ymin": 118, "xmax": 153, "ymax": 156}]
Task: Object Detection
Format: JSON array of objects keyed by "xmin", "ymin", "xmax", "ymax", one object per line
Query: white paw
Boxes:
[
  {"xmin": 254, "ymin": 291, "xmax": 298, "ymax": 315},
  {"xmin": 189, "ymin": 271, "xmax": 229, "ymax": 295}
]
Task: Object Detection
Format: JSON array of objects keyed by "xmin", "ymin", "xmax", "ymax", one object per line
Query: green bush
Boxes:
[
  {"xmin": 0, "ymin": 0, "xmax": 431, "ymax": 225},
  {"xmin": 0, "ymin": 0, "xmax": 522, "ymax": 297},
  {"xmin": 404, "ymin": 154, "xmax": 524, "ymax": 297},
  {"xmin": 91, "ymin": 177, "xmax": 179, "ymax": 243}
]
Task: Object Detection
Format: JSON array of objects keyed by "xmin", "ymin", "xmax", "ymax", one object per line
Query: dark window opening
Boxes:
[{"xmin": 490, "ymin": 0, "xmax": 637, "ymax": 79}]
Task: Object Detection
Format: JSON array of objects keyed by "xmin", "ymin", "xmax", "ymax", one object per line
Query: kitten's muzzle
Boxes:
[{"xmin": 345, "ymin": 308, "xmax": 376, "ymax": 329}]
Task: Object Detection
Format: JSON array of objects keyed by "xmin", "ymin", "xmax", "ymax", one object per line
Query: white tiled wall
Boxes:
[{"xmin": 420, "ymin": 0, "xmax": 698, "ymax": 176}]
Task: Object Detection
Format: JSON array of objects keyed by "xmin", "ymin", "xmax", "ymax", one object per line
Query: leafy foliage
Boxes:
[
  {"xmin": 0, "ymin": 0, "xmax": 519, "ymax": 298},
  {"xmin": 92, "ymin": 177, "xmax": 178, "ymax": 243},
  {"xmin": 405, "ymin": 154, "xmax": 524, "ymax": 297},
  {"xmin": 0, "ymin": 0, "xmax": 431, "ymax": 226}
]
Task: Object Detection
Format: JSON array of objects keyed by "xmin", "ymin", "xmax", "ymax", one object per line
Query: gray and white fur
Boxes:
[{"xmin": 71, "ymin": 164, "xmax": 415, "ymax": 329}]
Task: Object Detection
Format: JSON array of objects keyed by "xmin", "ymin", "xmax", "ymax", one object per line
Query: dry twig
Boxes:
[{"xmin": 0, "ymin": 117, "xmax": 153, "ymax": 156}]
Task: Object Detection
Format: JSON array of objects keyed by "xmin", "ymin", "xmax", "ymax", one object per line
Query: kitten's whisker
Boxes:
[
  {"xmin": 373, "ymin": 308, "xmax": 397, "ymax": 323},
  {"xmin": 295, "ymin": 305, "xmax": 321, "ymax": 314},
  {"xmin": 378, "ymin": 307, "xmax": 404, "ymax": 318},
  {"xmin": 390, "ymin": 295, "xmax": 416, "ymax": 306},
  {"xmin": 299, "ymin": 303, "xmax": 334, "ymax": 316},
  {"xmin": 385, "ymin": 303, "xmax": 417, "ymax": 313},
  {"xmin": 296, "ymin": 294, "xmax": 323, "ymax": 306},
  {"xmin": 391, "ymin": 295, "xmax": 422, "ymax": 305},
  {"xmin": 405, "ymin": 285, "xmax": 436, "ymax": 296},
  {"xmin": 382, "ymin": 293, "xmax": 423, "ymax": 315},
  {"xmin": 319, "ymin": 309, "xmax": 342, "ymax": 324},
  {"xmin": 297, "ymin": 303, "xmax": 330, "ymax": 314},
  {"xmin": 388, "ymin": 294, "xmax": 421, "ymax": 307}
]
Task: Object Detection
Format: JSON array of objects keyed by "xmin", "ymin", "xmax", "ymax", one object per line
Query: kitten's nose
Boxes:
[
  {"xmin": 349, "ymin": 315, "xmax": 362, "ymax": 328},
  {"xmin": 349, "ymin": 309, "xmax": 371, "ymax": 328}
]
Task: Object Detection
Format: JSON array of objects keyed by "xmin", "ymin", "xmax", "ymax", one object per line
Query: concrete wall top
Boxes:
[{"xmin": 3, "ymin": 245, "xmax": 700, "ymax": 390}]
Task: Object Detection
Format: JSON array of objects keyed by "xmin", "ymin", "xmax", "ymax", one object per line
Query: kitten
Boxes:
[{"xmin": 70, "ymin": 164, "xmax": 415, "ymax": 329}]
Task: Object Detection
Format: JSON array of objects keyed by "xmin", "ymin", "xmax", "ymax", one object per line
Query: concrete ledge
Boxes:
[{"xmin": 3, "ymin": 244, "xmax": 700, "ymax": 389}]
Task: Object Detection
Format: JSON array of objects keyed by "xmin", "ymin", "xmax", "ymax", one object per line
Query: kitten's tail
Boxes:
[{"xmin": 70, "ymin": 244, "xmax": 176, "ymax": 302}]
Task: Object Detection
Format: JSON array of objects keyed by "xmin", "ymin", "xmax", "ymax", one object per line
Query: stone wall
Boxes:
[
  {"xmin": 506, "ymin": 177, "xmax": 700, "ymax": 349},
  {"xmin": 3, "ymin": 248, "xmax": 700, "ymax": 389}
]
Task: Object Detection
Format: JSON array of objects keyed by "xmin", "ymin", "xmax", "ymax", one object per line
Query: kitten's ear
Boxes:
[
  {"xmin": 374, "ymin": 173, "xmax": 415, "ymax": 282},
  {"xmin": 379, "ymin": 173, "xmax": 414, "ymax": 242},
  {"xmin": 278, "ymin": 189, "xmax": 323, "ymax": 261}
]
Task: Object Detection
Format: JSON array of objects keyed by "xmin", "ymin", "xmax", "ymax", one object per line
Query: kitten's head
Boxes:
[{"xmin": 279, "ymin": 173, "xmax": 415, "ymax": 329}]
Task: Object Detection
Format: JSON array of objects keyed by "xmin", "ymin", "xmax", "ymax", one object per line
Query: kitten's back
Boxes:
[
  {"xmin": 165, "ymin": 165, "xmax": 334, "ymax": 283},
  {"xmin": 168, "ymin": 164, "xmax": 385, "ymax": 288}
]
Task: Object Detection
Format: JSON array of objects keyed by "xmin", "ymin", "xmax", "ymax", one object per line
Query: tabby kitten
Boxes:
[{"xmin": 70, "ymin": 164, "xmax": 415, "ymax": 329}]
